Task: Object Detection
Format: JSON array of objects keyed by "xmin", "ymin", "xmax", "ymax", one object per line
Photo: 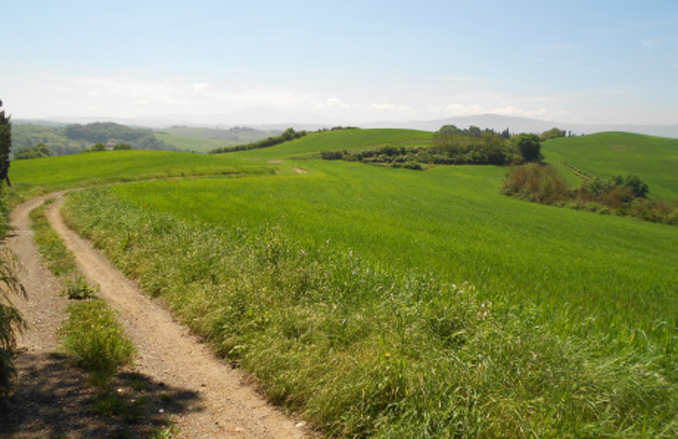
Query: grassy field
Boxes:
[
  {"xmin": 233, "ymin": 128, "xmax": 435, "ymax": 160},
  {"xmin": 100, "ymin": 158, "xmax": 678, "ymax": 347},
  {"xmin": 156, "ymin": 126, "xmax": 281, "ymax": 153},
  {"xmin": 11, "ymin": 129, "xmax": 678, "ymax": 438},
  {"xmin": 542, "ymin": 132, "xmax": 678, "ymax": 201},
  {"xmin": 154, "ymin": 133, "xmax": 240, "ymax": 153},
  {"xmin": 8, "ymin": 149, "xmax": 277, "ymax": 203}
]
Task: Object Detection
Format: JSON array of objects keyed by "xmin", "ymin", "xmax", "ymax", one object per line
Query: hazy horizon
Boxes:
[{"xmin": 3, "ymin": 1, "xmax": 677, "ymax": 127}]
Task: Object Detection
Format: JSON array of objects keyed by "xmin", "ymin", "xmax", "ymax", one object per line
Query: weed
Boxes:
[
  {"xmin": 148, "ymin": 425, "xmax": 180, "ymax": 439},
  {"xmin": 61, "ymin": 274, "xmax": 98, "ymax": 300}
]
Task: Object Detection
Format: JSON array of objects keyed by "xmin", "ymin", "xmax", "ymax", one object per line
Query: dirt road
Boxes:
[{"xmin": 3, "ymin": 193, "xmax": 313, "ymax": 439}]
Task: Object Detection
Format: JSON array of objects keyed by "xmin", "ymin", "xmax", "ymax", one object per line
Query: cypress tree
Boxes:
[{"xmin": 0, "ymin": 100, "xmax": 11, "ymax": 186}]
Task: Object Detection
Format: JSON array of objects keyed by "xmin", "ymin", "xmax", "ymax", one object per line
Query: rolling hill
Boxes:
[
  {"xmin": 542, "ymin": 131, "xmax": 678, "ymax": 201},
  {"xmin": 8, "ymin": 128, "xmax": 678, "ymax": 439}
]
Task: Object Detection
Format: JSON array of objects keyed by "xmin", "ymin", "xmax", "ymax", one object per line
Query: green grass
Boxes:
[
  {"xmin": 11, "ymin": 128, "xmax": 678, "ymax": 437},
  {"xmin": 8, "ymin": 149, "xmax": 276, "ymax": 202},
  {"xmin": 542, "ymin": 132, "xmax": 678, "ymax": 201},
  {"xmin": 102, "ymin": 160, "xmax": 678, "ymax": 348},
  {"xmin": 60, "ymin": 298, "xmax": 134, "ymax": 386},
  {"xmin": 62, "ymin": 183, "xmax": 678, "ymax": 438},
  {"xmin": 29, "ymin": 201, "xmax": 77, "ymax": 277},
  {"xmin": 234, "ymin": 128, "xmax": 434, "ymax": 160}
]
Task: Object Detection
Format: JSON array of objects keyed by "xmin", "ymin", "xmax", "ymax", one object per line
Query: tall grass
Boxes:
[
  {"xmin": 62, "ymin": 186, "xmax": 678, "ymax": 438},
  {"xmin": 29, "ymin": 201, "xmax": 77, "ymax": 277},
  {"xmin": 0, "ymin": 193, "xmax": 24, "ymax": 396},
  {"xmin": 60, "ymin": 298, "xmax": 134, "ymax": 387}
]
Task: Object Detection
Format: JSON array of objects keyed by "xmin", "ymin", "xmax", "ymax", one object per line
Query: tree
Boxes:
[
  {"xmin": 0, "ymin": 100, "xmax": 11, "ymax": 186},
  {"xmin": 612, "ymin": 174, "xmax": 649, "ymax": 199},
  {"xmin": 513, "ymin": 133, "xmax": 542, "ymax": 163},
  {"xmin": 438, "ymin": 124, "xmax": 464, "ymax": 135},
  {"xmin": 540, "ymin": 127, "xmax": 566, "ymax": 141},
  {"xmin": 13, "ymin": 143, "xmax": 51, "ymax": 160},
  {"xmin": 466, "ymin": 125, "xmax": 482, "ymax": 137}
]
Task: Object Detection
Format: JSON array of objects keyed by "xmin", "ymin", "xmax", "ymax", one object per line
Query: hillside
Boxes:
[
  {"xmin": 542, "ymin": 132, "xmax": 678, "ymax": 201},
  {"xmin": 7, "ymin": 128, "xmax": 678, "ymax": 438},
  {"xmin": 11, "ymin": 122, "xmax": 279, "ymax": 155}
]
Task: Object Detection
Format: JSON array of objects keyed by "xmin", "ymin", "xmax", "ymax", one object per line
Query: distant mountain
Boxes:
[
  {"xmin": 15, "ymin": 111, "xmax": 678, "ymax": 139},
  {"xmin": 361, "ymin": 114, "xmax": 678, "ymax": 139}
]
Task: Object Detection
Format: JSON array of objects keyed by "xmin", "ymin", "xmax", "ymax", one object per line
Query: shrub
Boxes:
[
  {"xmin": 62, "ymin": 275, "xmax": 98, "ymax": 300},
  {"xmin": 505, "ymin": 166, "xmax": 678, "ymax": 225},
  {"xmin": 501, "ymin": 163, "xmax": 571, "ymax": 204}
]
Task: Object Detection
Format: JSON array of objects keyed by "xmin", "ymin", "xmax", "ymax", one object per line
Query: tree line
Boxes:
[
  {"xmin": 209, "ymin": 128, "xmax": 307, "ymax": 154},
  {"xmin": 321, "ymin": 125, "xmax": 542, "ymax": 168},
  {"xmin": 12, "ymin": 121, "xmax": 181, "ymax": 159}
]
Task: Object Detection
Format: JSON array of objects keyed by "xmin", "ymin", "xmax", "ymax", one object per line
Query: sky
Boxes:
[{"xmin": 2, "ymin": 0, "xmax": 677, "ymax": 126}]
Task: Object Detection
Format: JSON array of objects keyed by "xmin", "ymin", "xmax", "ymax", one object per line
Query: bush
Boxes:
[
  {"xmin": 504, "ymin": 166, "xmax": 678, "ymax": 225},
  {"xmin": 62, "ymin": 275, "xmax": 98, "ymax": 300},
  {"xmin": 501, "ymin": 163, "xmax": 570, "ymax": 204}
]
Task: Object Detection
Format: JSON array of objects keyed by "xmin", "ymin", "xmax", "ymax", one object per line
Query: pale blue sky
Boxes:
[{"xmin": 2, "ymin": 0, "xmax": 677, "ymax": 125}]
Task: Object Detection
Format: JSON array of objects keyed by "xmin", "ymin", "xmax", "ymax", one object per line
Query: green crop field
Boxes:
[
  {"xmin": 10, "ymin": 129, "xmax": 678, "ymax": 438},
  {"xmin": 542, "ymin": 132, "xmax": 678, "ymax": 201},
  {"xmin": 234, "ymin": 128, "xmax": 434, "ymax": 160},
  {"xmin": 8, "ymin": 149, "xmax": 277, "ymax": 202}
]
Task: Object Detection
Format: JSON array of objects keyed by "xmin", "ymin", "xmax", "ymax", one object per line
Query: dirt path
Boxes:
[{"xmin": 3, "ymin": 194, "xmax": 313, "ymax": 439}]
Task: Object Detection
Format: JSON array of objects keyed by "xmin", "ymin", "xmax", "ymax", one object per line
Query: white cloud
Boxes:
[
  {"xmin": 192, "ymin": 82, "xmax": 211, "ymax": 91},
  {"xmin": 439, "ymin": 92, "xmax": 565, "ymax": 122},
  {"xmin": 368, "ymin": 103, "xmax": 410, "ymax": 112},
  {"xmin": 444, "ymin": 104, "xmax": 484, "ymax": 116},
  {"xmin": 310, "ymin": 97, "xmax": 350, "ymax": 111}
]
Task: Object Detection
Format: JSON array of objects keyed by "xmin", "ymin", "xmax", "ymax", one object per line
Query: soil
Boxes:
[{"xmin": 1, "ymin": 193, "xmax": 314, "ymax": 439}]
